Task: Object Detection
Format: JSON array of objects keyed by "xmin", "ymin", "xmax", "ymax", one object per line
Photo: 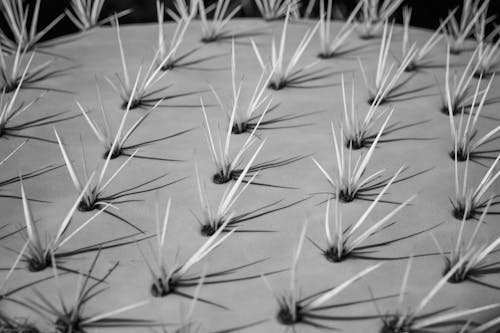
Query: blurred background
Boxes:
[{"xmin": 2, "ymin": 0, "xmax": 500, "ymax": 39}]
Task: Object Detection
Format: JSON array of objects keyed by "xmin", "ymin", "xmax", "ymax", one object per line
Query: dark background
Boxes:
[{"xmin": 4, "ymin": 0, "xmax": 500, "ymax": 39}]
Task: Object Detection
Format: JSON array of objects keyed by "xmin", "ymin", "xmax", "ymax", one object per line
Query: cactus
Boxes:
[{"xmin": 0, "ymin": 2, "xmax": 499, "ymax": 332}]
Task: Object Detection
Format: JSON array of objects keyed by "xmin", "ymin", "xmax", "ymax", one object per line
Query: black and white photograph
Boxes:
[{"xmin": 0, "ymin": 0, "xmax": 500, "ymax": 332}]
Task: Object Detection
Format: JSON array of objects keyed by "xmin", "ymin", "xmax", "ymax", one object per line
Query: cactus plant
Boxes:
[
  {"xmin": 380, "ymin": 256, "xmax": 500, "ymax": 332},
  {"xmin": 0, "ymin": 3, "xmax": 499, "ymax": 333}
]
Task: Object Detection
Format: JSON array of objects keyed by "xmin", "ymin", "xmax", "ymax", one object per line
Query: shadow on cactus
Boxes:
[
  {"xmin": 0, "ymin": 222, "xmax": 25, "ymax": 242},
  {"xmin": 201, "ymin": 99, "xmax": 306, "ymax": 188},
  {"xmin": 212, "ymin": 41, "xmax": 321, "ymax": 135},
  {"xmin": 0, "ymin": 72, "xmax": 79, "ymax": 144},
  {"xmin": 7, "ymin": 176, "xmax": 153, "ymax": 275},
  {"xmin": 451, "ymin": 153, "xmax": 500, "ymax": 221},
  {"xmin": 441, "ymin": 46, "xmax": 500, "ymax": 117},
  {"xmin": 0, "ymin": 141, "xmax": 61, "ymax": 201},
  {"xmin": 317, "ymin": 0, "xmax": 365, "ymax": 59},
  {"xmin": 0, "ymin": 312, "xmax": 39, "ymax": 333},
  {"xmin": 78, "ymin": 81, "xmax": 193, "ymax": 162},
  {"xmin": 309, "ymin": 179, "xmax": 442, "ymax": 262},
  {"xmin": 267, "ymin": 222, "xmax": 391, "ymax": 330},
  {"xmin": 195, "ymin": 159, "xmax": 308, "ymax": 235},
  {"xmin": 474, "ymin": 12, "xmax": 500, "ymax": 79},
  {"xmin": 433, "ymin": 200, "xmax": 500, "ymax": 290},
  {"xmin": 359, "ymin": 21, "xmax": 434, "ymax": 106},
  {"xmin": 0, "ymin": 252, "xmax": 43, "ymax": 331},
  {"xmin": 252, "ymin": 9, "xmax": 338, "ymax": 90},
  {"xmin": 0, "ymin": 45, "xmax": 74, "ymax": 94},
  {"xmin": 313, "ymin": 118, "xmax": 429, "ymax": 205},
  {"xmin": 442, "ymin": 0, "xmax": 489, "ymax": 55},
  {"xmin": 159, "ymin": 266, "xmax": 266, "ymax": 333},
  {"xmin": 106, "ymin": 18, "xmax": 203, "ymax": 110},
  {"xmin": 447, "ymin": 74, "xmax": 500, "ymax": 165},
  {"xmin": 0, "ymin": 240, "xmax": 62, "ymax": 306},
  {"xmin": 140, "ymin": 198, "xmax": 285, "ymax": 309},
  {"xmin": 340, "ymin": 76, "xmax": 435, "ymax": 150},
  {"xmin": 459, "ymin": 315, "xmax": 500, "ymax": 333},
  {"xmin": 400, "ymin": 7, "xmax": 456, "ymax": 73},
  {"xmin": 25, "ymin": 251, "xmax": 158, "ymax": 333},
  {"xmin": 55, "ymin": 129, "xmax": 185, "ymax": 233},
  {"xmin": 155, "ymin": 1, "xmax": 225, "ymax": 72},
  {"xmin": 378, "ymin": 255, "xmax": 500, "ymax": 332}
]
